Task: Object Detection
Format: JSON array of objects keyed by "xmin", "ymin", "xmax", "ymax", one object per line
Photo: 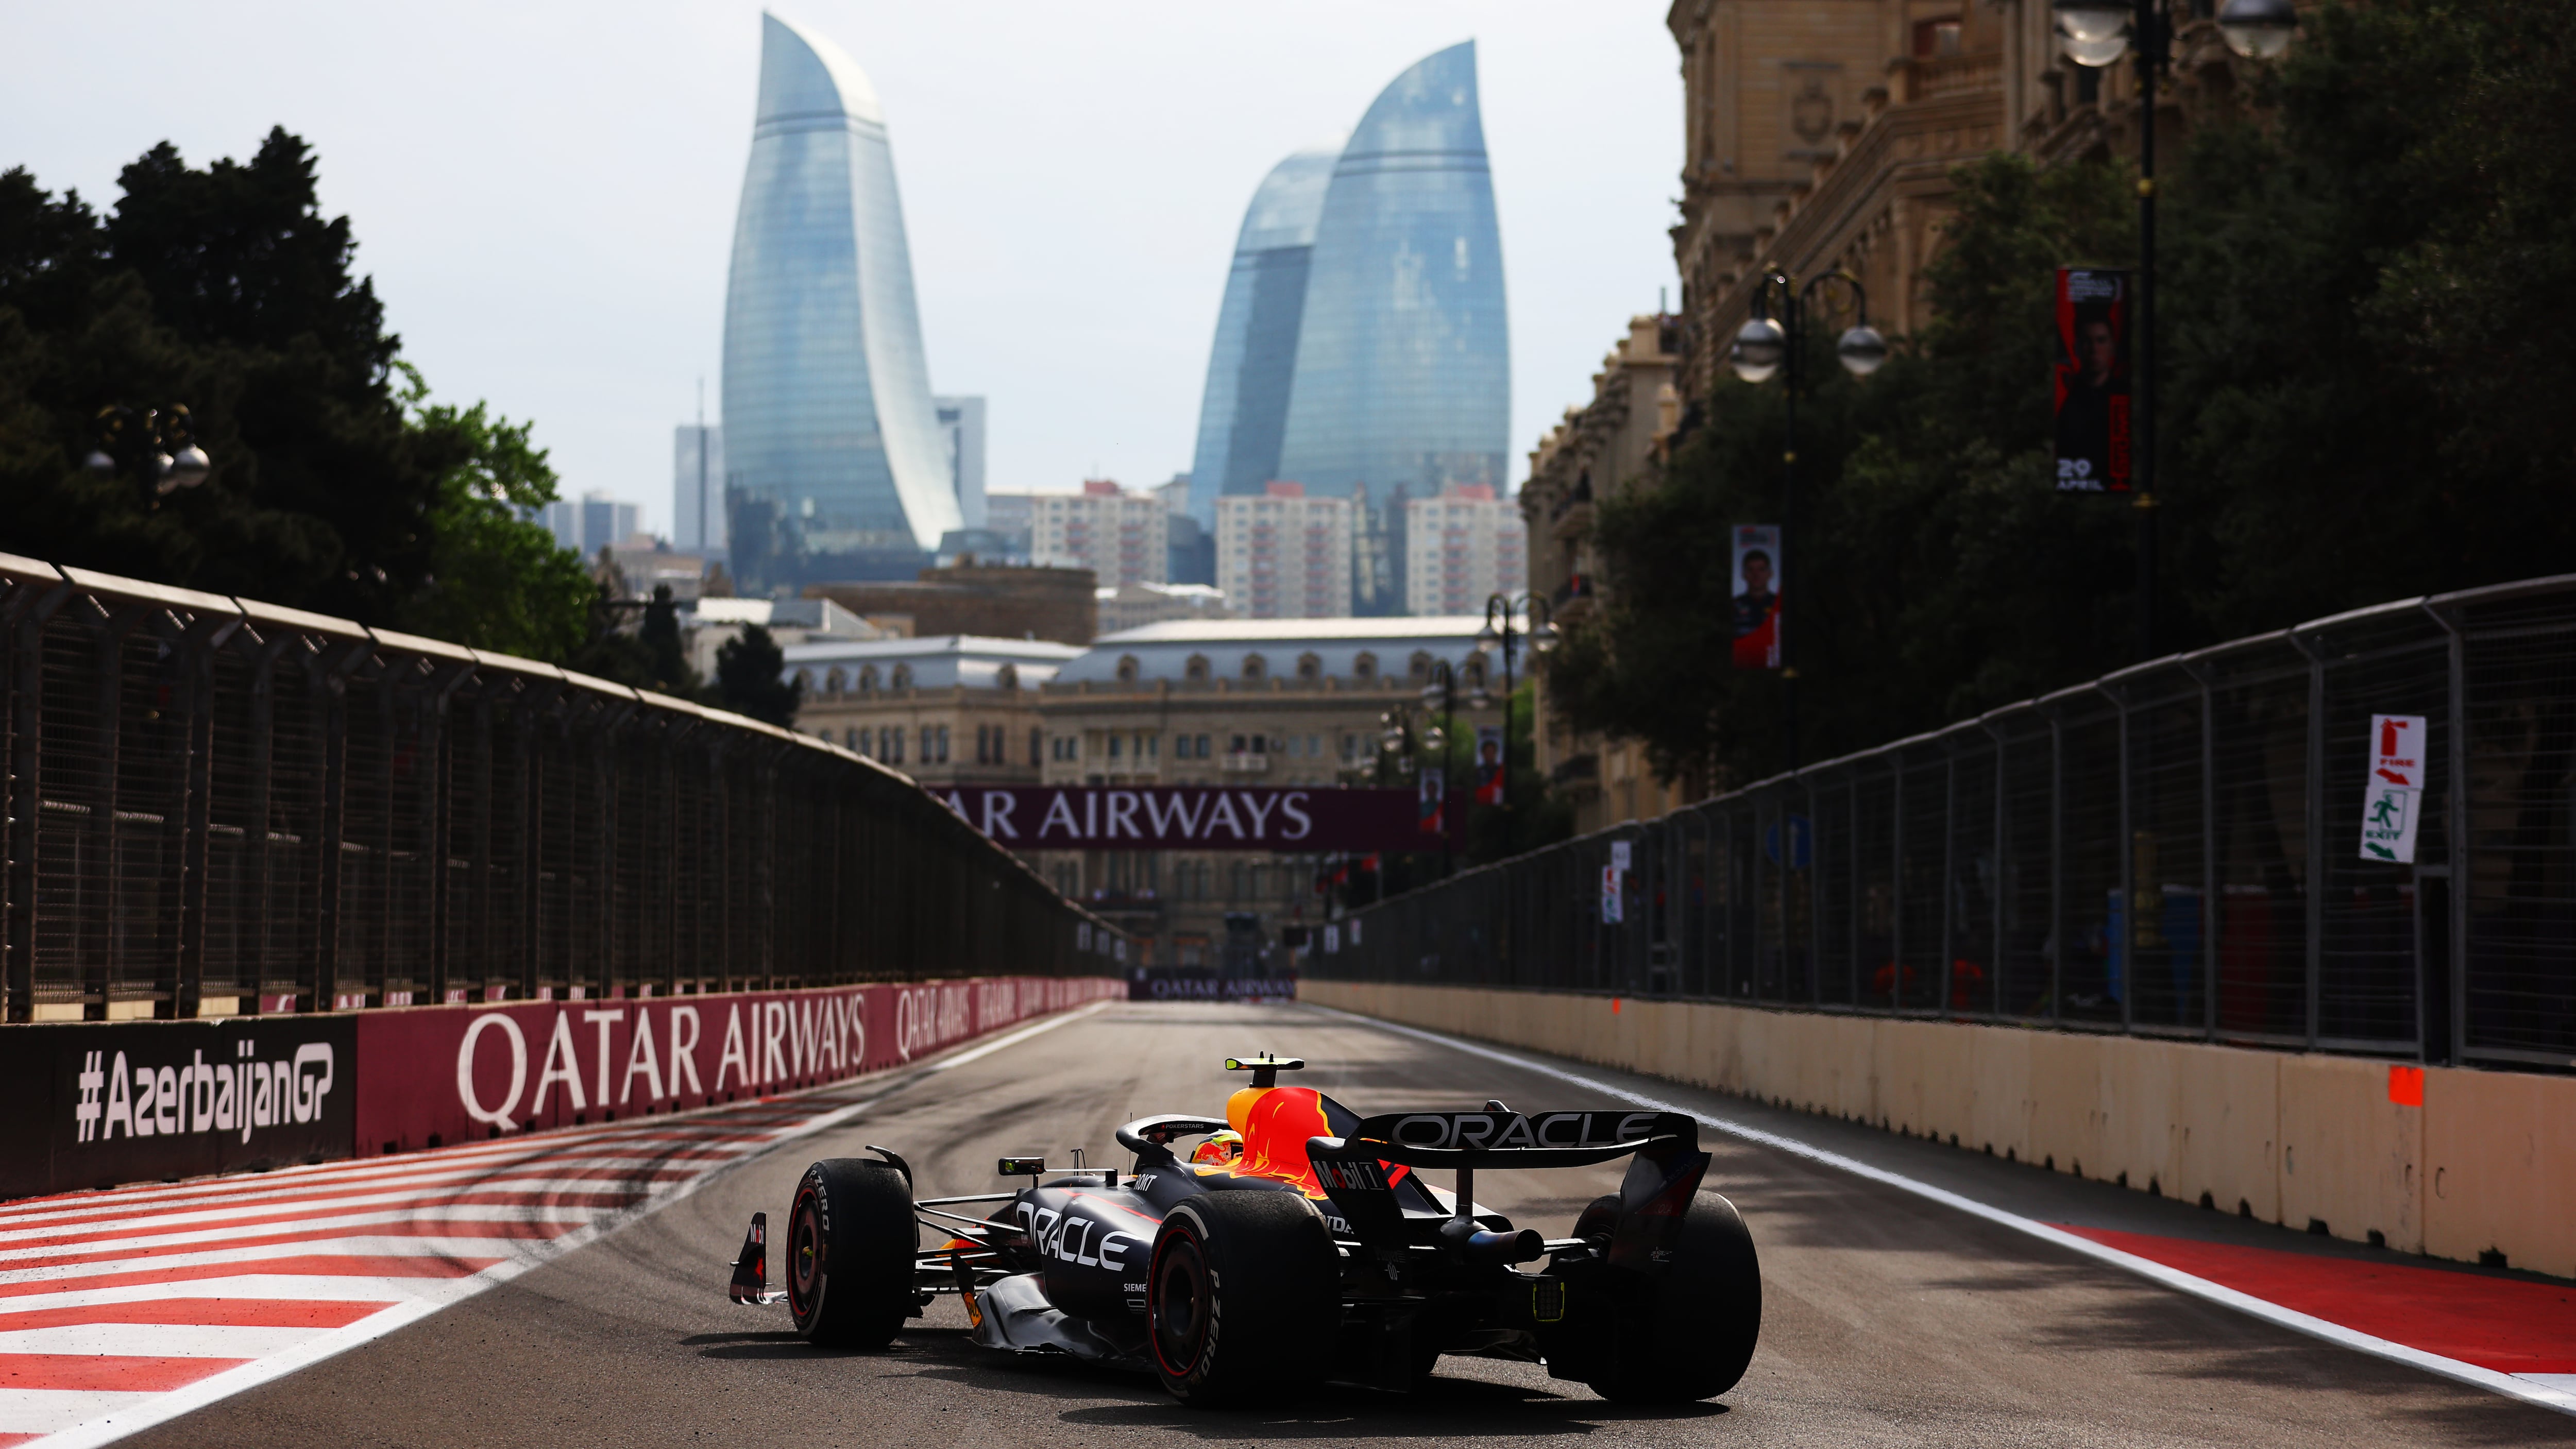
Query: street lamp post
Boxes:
[
  {"xmin": 1728, "ymin": 270, "xmax": 1887, "ymax": 771},
  {"xmin": 1420, "ymin": 660, "xmax": 1459, "ymax": 877},
  {"xmin": 1473, "ymin": 593, "xmax": 1557, "ymax": 827},
  {"xmin": 2053, "ymin": 0, "xmax": 2298, "ymax": 659},
  {"xmin": 83, "ymin": 404, "xmax": 214, "ymax": 505}
]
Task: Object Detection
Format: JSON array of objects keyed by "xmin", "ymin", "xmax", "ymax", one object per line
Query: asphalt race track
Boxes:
[{"xmin": 121, "ymin": 1001, "xmax": 2576, "ymax": 1447}]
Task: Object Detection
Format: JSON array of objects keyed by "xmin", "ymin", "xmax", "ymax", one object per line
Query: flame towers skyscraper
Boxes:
[
  {"xmin": 1275, "ymin": 41, "xmax": 1509, "ymax": 503},
  {"xmin": 722, "ymin": 12, "xmax": 958, "ymax": 589},
  {"xmin": 1184, "ymin": 42, "xmax": 1508, "ymax": 612}
]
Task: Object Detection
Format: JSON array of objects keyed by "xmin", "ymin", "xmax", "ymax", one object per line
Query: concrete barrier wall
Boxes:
[{"xmin": 1304, "ymin": 981, "xmax": 2575, "ymax": 1280}]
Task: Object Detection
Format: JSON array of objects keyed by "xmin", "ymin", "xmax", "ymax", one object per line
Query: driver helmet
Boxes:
[{"xmin": 1189, "ymin": 1130, "xmax": 1244, "ymax": 1166}]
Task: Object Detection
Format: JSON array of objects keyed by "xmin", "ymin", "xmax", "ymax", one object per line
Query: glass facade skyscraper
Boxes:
[
  {"xmin": 1274, "ymin": 41, "xmax": 1509, "ymax": 502},
  {"xmin": 1185, "ymin": 141, "xmax": 1341, "ymax": 523},
  {"xmin": 722, "ymin": 13, "xmax": 958, "ymax": 589}
]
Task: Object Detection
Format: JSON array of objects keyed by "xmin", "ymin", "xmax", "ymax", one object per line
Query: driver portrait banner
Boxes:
[
  {"xmin": 934, "ymin": 785, "xmax": 1422, "ymax": 852},
  {"xmin": 2054, "ymin": 267, "xmax": 2132, "ymax": 492},
  {"xmin": 1731, "ymin": 524, "xmax": 1782, "ymax": 670}
]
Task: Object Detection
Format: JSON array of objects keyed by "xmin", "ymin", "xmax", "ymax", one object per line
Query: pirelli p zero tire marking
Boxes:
[
  {"xmin": 1144, "ymin": 1192, "xmax": 1338, "ymax": 1406},
  {"xmin": 787, "ymin": 1158, "xmax": 916, "ymax": 1350}
]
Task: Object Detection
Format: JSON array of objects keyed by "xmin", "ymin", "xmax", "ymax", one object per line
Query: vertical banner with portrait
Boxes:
[
  {"xmin": 1416, "ymin": 767, "xmax": 1447, "ymax": 839},
  {"xmin": 2053, "ymin": 268, "xmax": 2132, "ymax": 492},
  {"xmin": 1473, "ymin": 725, "xmax": 1506, "ymax": 805},
  {"xmin": 1731, "ymin": 524, "xmax": 1782, "ymax": 670}
]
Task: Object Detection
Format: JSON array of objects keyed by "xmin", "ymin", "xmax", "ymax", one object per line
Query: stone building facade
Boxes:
[
  {"xmin": 785, "ymin": 635, "xmax": 1081, "ymax": 789},
  {"xmin": 1666, "ymin": 0, "xmax": 2268, "ymax": 399},
  {"xmin": 1520, "ymin": 314, "xmax": 1692, "ymax": 836}
]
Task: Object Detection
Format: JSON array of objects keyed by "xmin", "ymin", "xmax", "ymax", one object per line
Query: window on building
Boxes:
[
  {"xmin": 859, "ymin": 727, "xmax": 874, "ymax": 757},
  {"xmin": 1353, "ymin": 653, "xmax": 1377, "ymax": 683},
  {"xmin": 1296, "ymin": 653, "xmax": 1321, "ymax": 681},
  {"xmin": 1342, "ymin": 732, "xmax": 1358, "ymax": 759},
  {"xmin": 1108, "ymin": 733, "xmax": 1123, "ymax": 760},
  {"xmin": 859, "ymin": 666, "xmax": 879, "ymax": 691},
  {"xmin": 1252, "ymin": 735, "xmax": 1267, "ymax": 755},
  {"xmin": 1196, "ymin": 734, "xmax": 1211, "ymax": 758},
  {"xmin": 794, "ymin": 669, "xmax": 815, "ymax": 693},
  {"xmin": 1241, "ymin": 654, "xmax": 1265, "ymax": 681},
  {"xmin": 891, "ymin": 664, "xmax": 913, "ymax": 689},
  {"xmin": 887, "ymin": 727, "xmax": 905, "ymax": 764},
  {"xmin": 934, "ymin": 726, "xmax": 951, "ymax": 763},
  {"xmin": 825, "ymin": 668, "xmax": 846, "ymax": 696},
  {"xmin": 1116, "ymin": 655, "xmax": 1141, "ymax": 684},
  {"xmin": 1029, "ymin": 727, "xmax": 1043, "ymax": 766},
  {"xmin": 1184, "ymin": 654, "xmax": 1210, "ymax": 682},
  {"xmin": 1144, "ymin": 733, "xmax": 1159, "ymax": 759},
  {"xmin": 1409, "ymin": 652, "xmax": 1432, "ymax": 684}
]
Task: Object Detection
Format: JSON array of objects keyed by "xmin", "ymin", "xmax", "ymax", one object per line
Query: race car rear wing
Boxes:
[
  {"xmin": 1304, "ymin": 1109, "xmax": 1710, "ymax": 1265},
  {"xmin": 1307, "ymin": 1108, "xmax": 1699, "ymax": 1169}
]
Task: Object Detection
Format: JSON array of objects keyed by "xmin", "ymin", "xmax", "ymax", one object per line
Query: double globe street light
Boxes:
[
  {"xmin": 83, "ymin": 404, "xmax": 214, "ymax": 504},
  {"xmin": 1728, "ymin": 269, "xmax": 1886, "ymax": 771},
  {"xmin": 1471, "ymin": 593, "xmax": 1555, "ymax": 821},
  {"xmin": 2051, "ymin": 0, "xmax": 2299, "ymax": 659}
]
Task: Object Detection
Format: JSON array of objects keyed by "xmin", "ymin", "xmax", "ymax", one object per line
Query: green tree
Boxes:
[
  {"xmin": 0, "ymin": 129, "xmax": 591, "ymax": 656},
  {"xmin": 638, "ymin": 585, "xmax": 700, "ymax": 697},
  {"xmin": 712, "ymin": 623, "xmax": 801, "ymax": 728},
  {"xmin": 393, "ymin": 363, "xmax": 592, "ymax": 660}
]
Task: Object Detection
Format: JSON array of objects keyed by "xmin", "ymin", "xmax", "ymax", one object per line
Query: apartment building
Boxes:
[
  {"xmin": 1215, "ymin": 483, "xmax": 1355, "ymax": 620},
  {"xmin": 1403, "ymin": 483, "xmax": 1527, "ymax": 617},
  {"xmin": 1029, "ymin": 480, "xmax": 1168, "ymax": 589}
]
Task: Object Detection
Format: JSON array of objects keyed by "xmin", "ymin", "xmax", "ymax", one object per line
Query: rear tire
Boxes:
[
  {"xmin": 1147, "ymin": 1191, "xmax": 1340, "ymax": 1405},
  {"xmin": 786, "ymin": 1158, "xmax": 916, "ymax": 1348},
  {"xmin": 1587, "ymin": 1191, "xmax": 1760, "ymax": 1404}
]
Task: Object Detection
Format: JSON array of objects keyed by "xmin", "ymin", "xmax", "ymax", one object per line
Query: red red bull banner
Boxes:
[{"xmin": 352, "ymin": 976, "xmax": 1123, "ymax": 1156}]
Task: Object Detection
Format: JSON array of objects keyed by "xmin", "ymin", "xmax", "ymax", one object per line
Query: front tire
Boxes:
[
  {"xmin": 1587, "ymin": 1191, "xmax": 1761, "ymax": 1403},
  {"xmin": 786, "ymin": 1158, "xmax": 916, "ymax": 1348},
  {"xmin": 1146, "ymin": 1190, "xmax": 1340, "ymax": 1406}
]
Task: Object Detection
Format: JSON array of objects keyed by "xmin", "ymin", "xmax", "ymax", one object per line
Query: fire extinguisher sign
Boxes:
[{"xmin": 2358, "ymin": 714, "xmax": 2427, "ymax": 863}]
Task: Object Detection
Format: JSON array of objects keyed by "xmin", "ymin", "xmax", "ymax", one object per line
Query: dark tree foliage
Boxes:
[
  {"xmin": 638, "ymin": 585, "xmax": 700, "ymax": 697},
  {"xmin": 1551, "ymin": 1, "xmax": 2576, "ymax": 789},
  {"xmin": 0, "ymin": 129, "xmax": 589, "ymax": 654},
  {"xmin": 568, "ymin": 583, "xmax": 705, "ymax": 700},
  {"xmin": 713, "ymin": 624, "xmax": 801, "ymax": 728}
]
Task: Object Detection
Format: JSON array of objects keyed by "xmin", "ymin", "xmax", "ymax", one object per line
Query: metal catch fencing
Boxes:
[
  {"xmin": 0, "ymin": 555, "xmax": 1120, "ymax": 1021},
  {"xmin": 1315, "ymin": 575, "xmax": 2576, "ymax": 1072}
]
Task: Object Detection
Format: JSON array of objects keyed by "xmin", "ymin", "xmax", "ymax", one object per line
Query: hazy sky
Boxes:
[{"xmin": 6, "ymin": 2, "xmax": 1681, "ymax": 535}]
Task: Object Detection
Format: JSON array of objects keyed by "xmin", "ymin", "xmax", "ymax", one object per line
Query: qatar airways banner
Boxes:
[
  {"xmin": 353, "ymin": 976, "xmax": 1124, "ymax": 1155},
  {"xmin": 933, "ymin": 786, "xmax": 1437, "ymax": 852}
]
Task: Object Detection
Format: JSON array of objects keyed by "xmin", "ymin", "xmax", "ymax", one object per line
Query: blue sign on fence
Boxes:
[{"xmin": 1764, "ymin": 815, "xmax": 1812, "ymax": 871}]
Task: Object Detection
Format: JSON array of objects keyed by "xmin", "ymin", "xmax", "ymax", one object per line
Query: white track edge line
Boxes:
[
  {"xmin": 1311, "ymin": 1004, "xmax": 2576, "ymax": 1421},
  {"xmin": 25, "ymin": 997, "xmax": 1116, "ymax": 1449}
]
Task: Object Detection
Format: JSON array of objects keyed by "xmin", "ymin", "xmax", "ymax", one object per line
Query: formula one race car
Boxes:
[{"xmin": 725, "ymin": 1054, "xmax": 1760, "ymax": 1405}]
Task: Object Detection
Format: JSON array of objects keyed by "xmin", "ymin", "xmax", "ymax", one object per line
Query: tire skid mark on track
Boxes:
[
  {"xmin": 1316, "ymin": 1007, "xmax": 2576, "ymax": 1420},
  {"xmin": 0, "ymin": 1000, "xmax": 1111, "ymax": 1449}
]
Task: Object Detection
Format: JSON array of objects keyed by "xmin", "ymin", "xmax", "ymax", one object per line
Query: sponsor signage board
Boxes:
[
  {"xmin": 1125, "ymin": 976, "xmax": 1299, "ymax": 1003},
  {"xmin": 2, "ymin": 977, "xmax": 1122, "ymax": 1201},
  {"xmin": 1, "ymin": 1015, "xmax": 355, "ymax": 1201},
  {"xmin": 355, "ymin": 976, "xmax": 1120, "ymax": 1155},
  {"xmin": 933, "ymin": 786, "xmax": 1421, "ymax": 852}
]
